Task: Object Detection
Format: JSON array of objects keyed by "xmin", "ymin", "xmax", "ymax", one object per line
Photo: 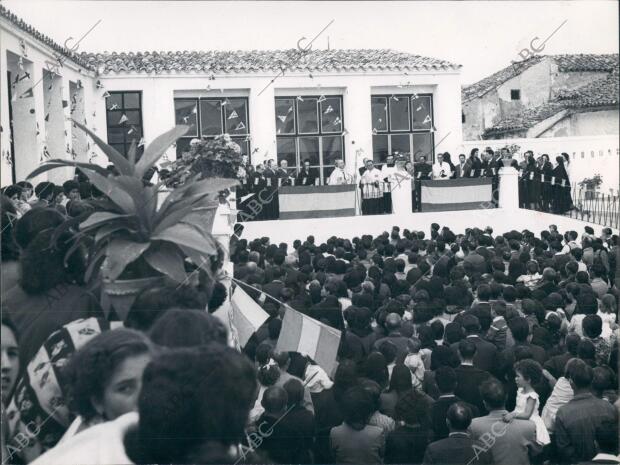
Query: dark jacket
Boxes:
[
  {"xmin": 454, "ymin": 364, "xmax": 492, "ymax": 414},
  {"xmin": 423, "ymin": 432, "xmax": 492, "ymax": 465}
]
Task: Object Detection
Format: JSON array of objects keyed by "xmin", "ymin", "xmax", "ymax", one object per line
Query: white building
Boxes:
[{"xmin": 1, "ymin": 5, "xmax": 463, "ymax": 187}]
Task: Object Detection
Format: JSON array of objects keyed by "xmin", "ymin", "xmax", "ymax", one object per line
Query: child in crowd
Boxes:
[
  {"xmin": 404, "ymin": 337, "xmax": 425, "ymax": 389},
  {"xmin": 503, "ymin": 359, "xmax": 551, "ymax": 446}
]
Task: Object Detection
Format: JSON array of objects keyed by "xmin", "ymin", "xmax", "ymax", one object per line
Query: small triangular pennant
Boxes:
[
  {"xmin": 119, "ymin": 113, "xmax": 128, "ymax": 124},
  {"xmin": 416, "ymin": 104, "xmax": 424, "ymax": 112},
  {"xmin": 342, "ymin": 128, "xmax": 348, "ymax": 136},
  {"xmin": 423, "ymin": 115, "xmax": 432, "ymax": 124},
  {"xmin": 391, "ymin": 95, "xmax": 399, "ymax": 101},
  {"xmin": 297, "ymin": 96, "xmax": 304, "ymax": 101},
  {"xmin": 102, "ymin": 91, "xmax": 111, "ymax": 98},
  {"xmin": 228, "ymin": 110, "xmax": 239, "ymax": 120},
  {"xmin": 287, "ymin": 106, "xmax": 293, "ymax": 114},
  {"xmin": 44, "ymin": 113, "xmax": 50, "ymax": 122},
  {"xmin": 19, "ymin": 88, "xmax": 34, "ymax": 99},
  {"xmin": 324, "ymin": 105, "xmax": 333, "ymax": 114},
  {"xmin": 110, "ymin": 103, "xmax": 119, "ymax": 110},
  {"xmin": 235, "ymin": 122, "xmax": 246, "ymax": 131},
  {"xmin": 96, "ymin": 80, "xmax": 104, "ymax": 89},
  {"xmin": 333, "ymin": 117, "xmax": 341, "ymax": 126},
  {"xmin": 277, "ymin": 115, "xmax": 287, "ymax": 123},
  {"xmin": 372, "ymin": 128, "xmax": 378, "ymax": 135},
  {"xmin": 138, "ymin": 137, "xmax": 146, "ymax": 147},
  {"xmin": 221, "ymin": 100, "xmax": 228, "ymax": 106},
  {"xmin": 191, "ymin": 106, "xmax": 197, "ymax": 114},
  {"xmin": 317, "ymin": 95, "xmax": 326, "ymax": 103}
]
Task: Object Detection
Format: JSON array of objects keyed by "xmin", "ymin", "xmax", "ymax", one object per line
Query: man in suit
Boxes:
[
  {"xmin": 296, "ymin": 159, "xmax": 317, "ymax": 186},
  {"xmin": 424, "ymin": 403, "xmax": 491, "ymax": 465},
  {"xmin": 276, "ymin": 159, "xmax": 292, "ymax": 186},
  {"xmin": 577, "ymin": 417, "xmax": 619, "ymax": 464},
  {"xmin": 453, "ymin": 339, "xmax": 492, "ymax": 414},
  {"xmin": 373, "ymin": 313, "xmax": 410, "ymax": 362},
  {"xmin": 451, "ymin": 314, "xmax": 498, "ymax": 375},
  {"xmin": 470, "ymin": 378, "xmax": 541, "ymax": 465},
  {"xmin": 264, "ymin": 158, "xmax": 277, "ymax": 179},
  {"xmin": 455, "ymin": 154, "xmax": 468, "ymax": 178}
]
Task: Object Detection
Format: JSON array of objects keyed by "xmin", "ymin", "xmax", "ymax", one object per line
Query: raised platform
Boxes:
[{"xmin": 241, "ymin": 208, "xmax": 616, "ymax": 243}]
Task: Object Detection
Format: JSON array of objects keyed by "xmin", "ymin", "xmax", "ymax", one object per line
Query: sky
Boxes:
[{"xmin": 4, "ymin": 1, "xmax": 619, "ymax": 85}]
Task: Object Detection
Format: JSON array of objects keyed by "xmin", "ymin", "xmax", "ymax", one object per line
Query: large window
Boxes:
[
  {"xmin": 105, "ymin": 91, "xmax": 144, "ymax": 157},
  {"xmin": 275, "ymin": 96, "xmax": 344, "ymax": 184},
  {"xmin": 371, "ymin": 94, "xmax": 435, "ymax": 163},
  {"xmin": 174, "ymin": 97, "xmax": 250, "ymax": 159}
]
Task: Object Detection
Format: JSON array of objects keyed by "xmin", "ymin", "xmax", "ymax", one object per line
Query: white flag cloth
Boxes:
[{"xmin": 229, "ymin": 286, "xmax": 269, "ymax": 348}]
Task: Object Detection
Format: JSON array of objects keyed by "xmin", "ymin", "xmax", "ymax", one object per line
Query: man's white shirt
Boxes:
[
  {"xmin": 327, "ymin": 168, "xmax": 353, "ymax": 185},
  {"xmin": 360, "ymin": 168, "xmax": 384, "ymax": 198},
  {"xmin": 432, "ymin": 161, "xmax": 452, "ymax": 180}
]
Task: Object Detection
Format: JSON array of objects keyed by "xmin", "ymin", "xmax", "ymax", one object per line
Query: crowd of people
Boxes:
[{"xmin": 2, "ymin": 168, "xmax": 618, "ymax": 465}]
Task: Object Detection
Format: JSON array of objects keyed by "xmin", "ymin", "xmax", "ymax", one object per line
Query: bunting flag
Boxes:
[
  {"xmin": 372, "ymin": 128, "xmax": 378, "ymax": 135},
  {"xmin": 235, "ymin": 122, "xmax": 245, "ymax": 131},
  {"xmin": 19, "ymin": 88, "xmax": 34, "ymax": 99},
  {"xmin": 416, "ymin": 104, "xmax": 424, "ymax": 112},
  {"xmin": 324, "ymin": 105, "xmax": 333, "ymax": 114},
  {"xmin": 102, "ymin": 91, "xmax": 111, "ymax": 98},
  {"xmin": 221, "ymin": 100, "xmax": 228, "ymax": 106},
  {"xmin": 297, "ymin": 96, "xmax": 304, "ymax": 101},
  {"xmin": 333, "ymin": 117, "xmax": 341, "ymax": 126},
  {"xmin": 287, "ymin": 106, "xmax": 293, "ymax": 114},
  {"xmin": 278, "ymin": 184, "xmax": 356, "ymax": 219},
  {"xmin": 118, "ymin": 114, "xmax": 128, "ymax": 124},
  {"xmin": 18, "ymin": 57, "xmax": 24, "ymax": 70},
  {"xmin": 423, "ymin": 115, "xmax": 432, "ymax": 124},
  {"xmin": 110, "ymin": 103, "xmax": 119, "ymax": 110},
  {"xmin": 44, "ymin": 114, "xmax": 49, "ymax": 122},
  {"xmin": 342, "ymin": 128, "xmax": 348, "ymax": 136},
  {"xmin": 228, "ymin": 110, "xmax": 238, "ymax": 119},
  {"xmin": 96, "ymin": 80, "xmax": 104, "ymax": 89},
  {"xmin": 208, "ymin": 74, "xmax": 216, "ymax": 80},
  {"xmin": 138, "ymin": 137, "xmax": 146, "ymax": 147},
  {"xmin": 276, "ymin": 306, "xmax": 341, "ymax": 376},
  {"xmin": 205, "ymin": 85, "xmax": 212, "ymax": 92},
  {"xmin": 229, "ymin": 286, "xmax": 270, "ymax": 349},
  {"xmin": 308, "ymin": 73, "xmax": 314, "ymax": 79},
  {"xmin": 317, "ymin": 95, "xmax": 326, "ymax": 103},
  {"xmin": 277, "ymin": 115, "xmax": 287, "ymax": 123},
  {"xmin": 391, "ymin": 95, "xmax": 399, "ymax": 101},
  {"xmin": 191, "ymin": 106, "xmax": 197, "ymax": 114}
]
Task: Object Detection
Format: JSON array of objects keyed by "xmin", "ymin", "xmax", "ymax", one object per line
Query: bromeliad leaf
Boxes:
[
  {"xmin": 80, "ymin": 170, "xmax": 136, "ymax": 213},
  {"xmin": 135, "ymin": 125, "xmax": 189, "ymax": 179},
  {"xmin": 152, "ymin": 223, "xmax": 217, "ymax": 255},
  {"xmin": 105, "ymin": 238, "xmax": 151, "ymax": 281},
  {"xmin": 73, "ymin": 120, "xmax": 134, "ymax": 176},
  {"xmin": 27, "ymin": 159, "xmax": 109, "ymax": 180},
  {"xmin": 81, "ymin": 212, "xmax": 132, "ymax": 231},
  {"xmin": 143, "ymin": 243, "xmax": 187, "ymax": 283}
]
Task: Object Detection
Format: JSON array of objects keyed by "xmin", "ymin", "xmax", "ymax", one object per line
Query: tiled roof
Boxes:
[
  {"xmin": 79, "ymin": 49, "xmax": 462, "ymax": 75},
  {"xmin": 462, "ymin": 54, "xmax": 619, "ymax": 103},
  {"xmin": 0, "ymin": 4, "xmax": 94, "ymax": 71},
  {"xmin": 483, "ymin": 70, "xmax": 619, "ymax": 136},
  {"xmin": 462, "ymin": 56, "xmax": 545, "ymax": 103}
]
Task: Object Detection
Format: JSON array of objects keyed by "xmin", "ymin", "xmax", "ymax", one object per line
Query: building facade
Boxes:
[
  {"xmin": 462, "ymin": 54, "xmax": 619, "ymax": 140},
  {"xmin": 1, "ymin": 5, "xmax": 463, "ymax": 187}
]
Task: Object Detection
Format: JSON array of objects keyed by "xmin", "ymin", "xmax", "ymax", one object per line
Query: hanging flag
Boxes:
[
  {"xmin": 102, "ymin": 91, "xmax": 111, "ymax": 98},
  {"xmin": 297, "ymin": 96, "xmax": 304, "ymax": 101},
  {"xmin": 372, "ymin": 128, "xmax": 378, "ymax": 135},
  {"xmin": 308, "ymin": 73, "xmax": 314, "ymax": 79},
  {"xmin": 391, "ymin": 95, "xmax": 399, "ymax": 101},
  {"xmin": 138, "ymin": 137, "xmax": 146, "ymax": 147},
  {"xmin": 127, "ymin": 127, "xmax": 134, "ymax": 135},
  {"xmin": 411, "ymin": 93, "xmax": 419, "ymax": 100},
  {"xmin": 342, "ymin": 128, "xmax": 348, "ymax": 136},
  {"xmin": 110, "ymin": 103, "xmax": 119, "ymax": 110},
  {"xmin": 221, "ymin": 100, "xmax": 228, "ymax": 106},
  {"xmin": 333, "ymin": 117, "xmax": 341, "ymax": 126},
  {"xmin": 317, "ymin": 95, "xmax": 326, "ymax": 103},
  {"xmin": 191, "ymin": 105, "xmax": 197, "ymax": 114},
  {"xmin": 276, "ymin": 306, "xmax": 341, "ymax": 376},
  {"xmin": 277, "ymin": 115, "xmax": 287, "ymax": 123},
  {"xmin": 416, "ymin": 104, "xmax": 424, "ymax": 111},
  {"xmin": 324, "ymin": 105, "xmax": 333, "ymax": 114},
  {"xmin": 423, "ymin": 115, "xmax": 432, "ymax": 124},
  {"xmin": 118, "ymin": 113, "xmax": 128, "ymax": 124},
  {"xmin": 244, "ymin": 135, "xmax": 251, "ymax": 142},
  {"xmin": 228, "ymin": 286, "xmax": 270, "ymax": 348},
  {"xmin": 71, "ymin": 148, "xmax": 77, "ymax": 160},
  {"xmin": 44, "ymin": 113, "xmax": 50, "ymax": 122},
  {"xmin": 182, "ymin": 116, "xmax": 189, "ymax": 123},
  {"xmin": 96, "ymin": 80, "xmax": 104, "ymax": 89},
  {"xmin": 287, "ymin": 106, "xmax": 293, "ymax": 114},
  {"xmin": 19, "ymin": 87, "xmax": 34, "ymax": 99},
  {"xmin": 235, "ymin": 122, "xmax": 246, "ymax": 131},
  {"xmin": 208, "ymin": 74, "xmax": 216, "ymax": 80},
  {"xmin": 228, "ymin": 110, "xmax": 238, "ymax": 120}
]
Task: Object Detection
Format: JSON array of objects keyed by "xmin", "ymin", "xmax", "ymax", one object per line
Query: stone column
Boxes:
[{"xmin": 498, "ymin": 166, "xmax": 520, "ymax": 210}]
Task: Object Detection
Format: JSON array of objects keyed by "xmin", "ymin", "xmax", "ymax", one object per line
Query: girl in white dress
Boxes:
[{"xmin": 503, "ymin": 359, "xmax": 551, "ymax": 445}]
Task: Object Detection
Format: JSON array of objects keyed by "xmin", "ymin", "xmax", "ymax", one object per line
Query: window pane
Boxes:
[
  {"xmin": 200, "ymin": 100, "xmax": 222, "ymax": 136},
  {"xmin": 225, "ymin": 99, "xmax": 248, "ymax": 135},
  {"xmin": 391, "ymin": 134, "xmax": 411, "ymax": 156},
  {"xmin": 389, "ymin": 96, "xmax": 410, "ymax": 131},
  {"xmin": 412, "ymin": 96, "xmax": 432, "ymax": 130},
  {"xmin": 277, "ymin": 138, "xmax": 297, "ymax": 167},
  {"xmin": 299, "ymin": 137, "xmax": 320, "ymax": 166},
  {"xmin": 297, "ymin": 98, "xmax": 318, "ymax": 134},
  {"xmin": 175, "ymin": 138, "xmax": 192, "ymax": 160},
  {"xmin": 107, "ymin": 127, "xmax": 125, "ymax": 144},
  {"xmin": 412, "ymin": 133, "xmax": 433, "ymax": 162},
  {"xmin": 275, "ymin": 99, "xmax": 295, "ymax": 134},
  {"xmin": 322, "ymin": 135, "xmax": 343, "ymax": 167},
  {"xmin": 321, "ymin": 98, "xmax": 342, "ymax": 133},
  {"xmin": 372, "ymin": 134, "xmax": 389, "ymax": 163},
  {"xmin": 322, "ymin": 166, "xmax": 335, "ymax": 184},
  {"xmin": 371, "ymin": 97, "xmax": 388, "ymax": 132},
  {"xmin": 124, "ymin": 111, "xmax": 141, "ymax": 126},
  {"xmin": 106, "ymin": 93, "xmax": 123, "ymax": 111},
  {"xmin": 123, "ymin": 92, "xmax": 140, "ymax": 109},
  {"xmin": 175, "ymin": 100, "xmax": 198, "ymax": 135}
]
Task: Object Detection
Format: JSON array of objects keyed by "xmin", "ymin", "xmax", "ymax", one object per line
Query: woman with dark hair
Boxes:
[
  {"xmin": 539, "ymin": 154, "xmax": 553, "ymax": 212},
  {"xmin": 363, "ymin": 352, "xmax": 389, "ymax": 390},
  {"xmin": 380, "ymin": 364, "xmax": 412, "ymax": 418},
  {"xmin": 442, "ymin": 152, "xmax": 457, "ymax": 179},
  {"xmin": 62, "ymin": 328, "xmax": 155, "ymax": 438},
  {"xmin": 148, "ymin": 309, "xmax": 228, "ymax": 349},
  {"xmin": 523, "ymin": 153, "xmax": 540, "ymax": 210},
  {"xmin": 1, "ymin": 195, "xmax": 20, "ymax": 294},
  {"xmin": 551, "ymin": 155, "xmax": 572, "ymax": 213}
]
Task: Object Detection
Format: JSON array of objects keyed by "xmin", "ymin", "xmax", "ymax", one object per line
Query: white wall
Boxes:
[
  {"xmin": 241, "ymin": 207, "xmax": 617, "ymax": 244},
  {"xmin": 0, "ymin": 17, "xmax": 98, "ymax": 186},
  {"xmin": 462, "ymin": 134, "xmax": 620, "ymax": 193},
  {"xmin": 98, "ymin": 69, "xmax": 463, "ymax": 170}
]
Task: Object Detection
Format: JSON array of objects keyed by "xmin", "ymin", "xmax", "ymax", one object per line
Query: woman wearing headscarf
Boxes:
[
  {"xmin": 552, "ymin": 155, "xmax": 573, "ymax": 213},
  {"xmin": 522, "ymin": 152, "xmax": 540, "ymax": 210},
  {"xmin": 539, "ymin": 154, "xmax": 553, "ymax": 212}
]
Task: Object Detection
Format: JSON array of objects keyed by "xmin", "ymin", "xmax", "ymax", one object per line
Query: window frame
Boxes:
[
  {"xmin": 173, "ymin": 96, "xmax": 251, "ymax": 160},
  {"xmin": 105, "ymin": 91, "xmax": 144, "ymax": 158},
  {"xmin": 371, "ymin": 93, "xmax": 435, "ymax": 163},
  {"xmin": 510, "ymin": 89, "xmax": 521, "ymax": 100},
  {"xmin": 275, "ymin": 95, "xmax": 345, "ymax": 185}
]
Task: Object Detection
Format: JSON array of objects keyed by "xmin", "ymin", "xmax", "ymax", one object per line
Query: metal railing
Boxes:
[{"xmin": 567, "ymin": 188, "xmax": 619, "ymax": 229}]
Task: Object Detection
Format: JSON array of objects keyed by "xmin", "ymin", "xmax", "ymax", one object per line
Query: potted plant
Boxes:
[
  {"xmin": 28, "ymin": 121, "xmax": 238, "ymax": 320},
  {"xmin": 578, "ymin": 174, "xmax": 602, "ymax": 200}
]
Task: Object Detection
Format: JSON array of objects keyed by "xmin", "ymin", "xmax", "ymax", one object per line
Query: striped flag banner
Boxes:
[
  {"xmin": 421, "ymin": 178, "xmax": 492, "ymax": 212},
  {"xmin": 230, "ymin": 286, "xmax": 270, "ymax": 348},
  {"xmin": 278, "ymin": 185, "xmax": 356, "ymax": 219},
  {"xmin": 276, "ymin": 307, "xmax": 341, "ymax": 376}
]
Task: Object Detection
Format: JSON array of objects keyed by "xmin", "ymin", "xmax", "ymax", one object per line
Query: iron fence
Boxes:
[{"xmin": 567, "ymin": 188, "xmax": 619, "ymax": 229}]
